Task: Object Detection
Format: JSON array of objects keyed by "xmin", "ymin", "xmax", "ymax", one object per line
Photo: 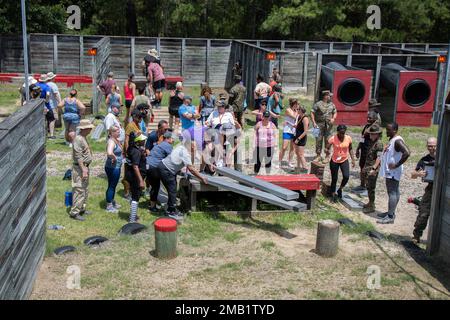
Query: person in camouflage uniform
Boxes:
[
  {"xmin": 362, "ymin": 124, "xmax": 384, "ymax": 214},
  {"xmin": 411, "ymin": 137, "xmax": 437, "ymax": 244},
  {"xmin": 228, "ymin": 75, "xmax": 247, "ymax": 127},
  {"xmin": 355, "ymin": 110, "xmax": 382, "ymax": 192},
  {"xmin": 311, "ymin": 90, "xmax": 337, "ymax": 162}
]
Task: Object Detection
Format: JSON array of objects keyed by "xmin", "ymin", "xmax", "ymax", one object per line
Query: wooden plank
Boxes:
[
  {"xmin": 216, "ymin": 167, "xmax": 299, "ymax": 201},
  {"xmin": 190, "ymin": 174, "xmax": 306, "ymax": 211}
]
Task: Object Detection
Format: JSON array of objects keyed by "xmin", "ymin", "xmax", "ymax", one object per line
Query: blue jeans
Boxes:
[{"xmin": 105, "ymin": 166, "xmax": 121, "ymax": 203}]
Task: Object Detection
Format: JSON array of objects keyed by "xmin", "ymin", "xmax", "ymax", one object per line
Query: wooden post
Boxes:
[
  {"xmin": 79, "ymin": 36, "xmax": 84, "ymax": 74},
  {"xmin": 130, "ymin": 37, "xmax": 135, "ymax": 75},
  {"xmin": 156, "ymin": 37, "xmax": 161, "ymax": 54},
  {"xmin": 314, "ymin": 53, "xmax": 322, "ymax": 102},
  {"xmin": 373, "ymin": 55, "xmax": 383, "ymax": 98},
  {"xmin": 303, "ymin": 42, "xmax": 309, "ymax": 88},
  {"xmin": 0, "ymin": 36, "xmax": 3, "ymax": 73},
  {"xmin": 346, "ymin": 54, "xmax": 352, "ymax": 67},
  {"xmin": 154, "ymin": 218, "xmax": 178, "ymax": 259},
  {"xmin": 181, "ymin": 39, "xmax": 185, "ymax": 77},
  {"xmin": 315, "ymin": 220, "xmax": 340, "ymax": 257},
  {"xmin": 53, "ymin": 34, "xmax": 58, "ymax": 73},
  {"xmin": 206, "ymin": 39, "xmax": 211, "ymax": 83}
]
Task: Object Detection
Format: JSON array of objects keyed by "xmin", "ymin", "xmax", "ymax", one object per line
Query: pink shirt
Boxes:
[
  {"xmin": 255, "ymin": 121, "xmax": 277, "ymax": 148},
  {"xmin": 148, "ymin": 63, "xmax": 165, "ymax": 82}
]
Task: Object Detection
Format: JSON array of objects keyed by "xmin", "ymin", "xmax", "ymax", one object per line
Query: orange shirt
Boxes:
[{"xmin": 328, "ymin": 135, "xmax": 352, "ymax": 163}]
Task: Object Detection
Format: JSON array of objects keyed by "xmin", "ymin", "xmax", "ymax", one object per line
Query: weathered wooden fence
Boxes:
[
  {"xmin": 92, "ymin": 37, "xmax": 111, "ymax": 114},
  {"xmin": 226, "ymin": 41, "xmax": 274, "ymax": 108},
  {"xmin": 1, "ymin": 34, "xmax": 448, "ymax": 90},
  {"xmin": 0, "ymin": 99, "xmax": 46, "ymax": 300}
]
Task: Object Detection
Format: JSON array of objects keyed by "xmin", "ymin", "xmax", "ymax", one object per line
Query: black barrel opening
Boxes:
[
  {"xmin": 403, "ymin": 79, "xmax": 431, "ymax": 107},
  {"xmin": 338, "ymin": 78, "xmax": 366, "ymax": 106}
]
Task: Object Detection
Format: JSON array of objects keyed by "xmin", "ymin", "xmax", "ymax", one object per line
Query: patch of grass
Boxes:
[
  {"xmin": 223, "ymin": 231, "xmax": 243, "ymax": 243},
  {"xmin": 178, "ymin": 213, "xmax": 223, "ymax": 247},
  {"xmin": 261, "ymin": 240, "xmax": 276, "ymax": 251}
]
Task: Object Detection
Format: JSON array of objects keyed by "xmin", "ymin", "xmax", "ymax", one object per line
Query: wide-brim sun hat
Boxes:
[
  {"xmin": 368, "ymin": 124, "xmax": 382, "ymax": 134},
  {"xmin": 148, "ymin": 49, "xmax": 159, "ymax": 58},
  {"xmin": 78, "ymin": 119, "xmax": 95, "ymax": 130},
  {"xmin": 46, "ymin": 72, "xmax": 57, "ymax": 80}
]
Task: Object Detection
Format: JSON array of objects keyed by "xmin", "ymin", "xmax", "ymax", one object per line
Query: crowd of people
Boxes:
[{"xmin": 20, "ymin": 53, "xmax": 438, "ymax": 243}]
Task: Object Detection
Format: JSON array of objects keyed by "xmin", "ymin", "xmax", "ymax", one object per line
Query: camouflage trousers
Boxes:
[
  {"xmin": 70, "ymin": 165, "xmax": 89, "ymax": 217},
  {"xmin": 413, "ymin": 184, "xmax": 433, "ymax": 239},
  {"xmin": 363, "ymin": 171, "xmax": 378, "ymax": 204},
  {"xmin": 315, "ymin": 122, "xmax": 333, "ymax": 156}
]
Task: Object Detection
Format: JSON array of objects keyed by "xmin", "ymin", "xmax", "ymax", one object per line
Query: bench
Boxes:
[{"xmin": 255, "ymin": 174, "xmax": 321, "ymax": 210}]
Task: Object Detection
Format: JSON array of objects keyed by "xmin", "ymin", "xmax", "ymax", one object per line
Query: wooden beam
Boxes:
[
  {"xmin": 79, "ymin": 36, "xmax": 84, "ymax": 74},
  {"xmin": 303, "ymin": 42, "xmax": 309, "ymax": 88},
  {"xmin": 373, "ymin": 55, "xmax": 383, "ymax": 98},
  {"xmin": 215, "ymin": 167, "xmax": 300, "ymax": 201},
  {"xmin": 53, "ymin": 35, "xmax": 58, "ymax": 73},
  {"xmin": 181, "ymin": 38, "xmax": 185, "ymax": 77},
  {"xmin": 130, "ymin": 37, "xmax": 135, "ymax": 75},
  {"xmin": 346, "ymin": 54, "xmax": 352, "ymax": 66},
  {"xmin": 314, "ymin": 53, "xmax": 322, "ymax": 102},
  {"xmin": 206, "ymin": 39, "xmax": 211, "ymax": 83}
]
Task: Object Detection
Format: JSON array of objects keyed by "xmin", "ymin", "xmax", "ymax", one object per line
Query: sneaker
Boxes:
[
  {"xmin": 106, "ymin": 207, "xmax": 119, "ymax": 214},
  {"xmin": 377, "ymin": 212, "xmax": 388, "ymax": 218},
  {"xmin": 168, "ymin": 211, "xmax": 184, "ymax": 222},
  {"xmin": 70, "ymin": 215, "xmax": 85, "ymax": 222},
  {"xmin": 48, "ymin": 136, "xmax": 57, "ymax": 140},
  {"xmin": 337, "ymin": 189, "xmax": 343, "ymax": 199},
  {"xmin": 377, "ymin": 215, "xmax": 395, "ymax": 224},
  {"xmin": 149, "ymin": 206, "xmax": 159, "ymax": 213},
  {"xmin": 112, "ymin": 201, "xmax": 121, "ymax": 209}
]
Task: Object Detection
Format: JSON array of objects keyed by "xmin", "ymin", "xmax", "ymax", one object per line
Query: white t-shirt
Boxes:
[
  {"xmin": 207, "ymin": 111, "xmax": 235, "ymax": 128},
  {"xmin": 104, "ymin": 113, "xmax": 125, "ymax": 143},
  {"xmin": 46, "ymin": 82, "xmax": 61, "ymax": 110},
  {"xmin": 162, "ymin": 145, "xmax": 192, "ymax": 174},
  {"xmin": 380, "ymin": 136, "xmax": 404, "ymax": 181}
]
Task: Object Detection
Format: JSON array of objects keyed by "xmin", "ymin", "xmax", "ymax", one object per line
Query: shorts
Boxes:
[
  {"xmin": 295, "ymin": 136, "xmax": 307, "ymax": 147},
  {"xmin": 169, "ymin": 107, "xmax": 180, "ymax": 117},
  {"xmin": 283, "ymin": 132, "xmax": 295, "ymax": 140},
  {"xmin": 64, "ymin": 120, "xmax": 78, "ymax": 133},
  {"xmin": 125, "ymin": 100, "xmax": 133, "ymax": 109},
  {"xmin": 153, "ymin": 79, "xmax": 166, "ymax": 92},
  {"xmin": 45, "ymin": 109, "xmax": 55, "ymax": 123}
]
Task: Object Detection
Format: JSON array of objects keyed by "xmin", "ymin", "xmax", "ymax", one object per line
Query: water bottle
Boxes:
[
  {"xmin": 65, "ymin": 191, "xmax": 73, "ymax": 207},
  {"xmin": 48, "ymin": 225, "xmax": 65, "ymax": 230}
]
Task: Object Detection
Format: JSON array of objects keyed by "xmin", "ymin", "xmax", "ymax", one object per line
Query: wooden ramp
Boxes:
[
  {"xmin": 215, "ymin": 167, "xmax": 300, "ymax": 201},
  {"xmin": 190, "ymin": 174, "xmax": 306, "ymax": 212}
]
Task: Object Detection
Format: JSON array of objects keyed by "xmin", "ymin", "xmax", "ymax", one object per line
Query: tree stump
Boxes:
[
  {"xmin": 310, "ymin": 161, "xmax": 325, "ymax": 181},
  {"xmin": 154, "ymin": 218, "xmax": 178, "ymax": 259},
  {"xmin": 315, "ymin": 220, "xmax": 340, "ymax": 257}
]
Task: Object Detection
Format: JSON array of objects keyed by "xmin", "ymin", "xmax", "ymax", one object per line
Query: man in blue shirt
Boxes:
[
  {"xmin": 145, "ymin": 120, "xmax": 169, "ymax": 153},
  {"xmin": 179, "ymin": 96, "xmax": 200, "ymax": 131},
  {"xmin": 36, "ymin": 74, "xmax": 55, "ymax": 139},
  {"xmin": 146, "ymin": 131, "xmax": 175, "ymax": 212}
]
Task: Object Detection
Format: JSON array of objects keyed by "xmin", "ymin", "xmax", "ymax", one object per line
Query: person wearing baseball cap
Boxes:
[
  {"xmin": 125, "ymin": 132, "xmax": 147, "ymax": 223},
  {"xmin": 179, "ymin": 95, "xmax": 199, "ymax": 131},
  {"xmin": 70, "ymin": 119, "xmax": 95, "ymax": 221},
  {"xmin": 311, "ymin": 89, "xmax": 337, "ymax": 163}
]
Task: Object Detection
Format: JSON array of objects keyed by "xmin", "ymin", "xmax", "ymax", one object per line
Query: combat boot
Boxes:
[{"xmin": 363, "ymin": 203, "xmax": 375, "ymax": 214}]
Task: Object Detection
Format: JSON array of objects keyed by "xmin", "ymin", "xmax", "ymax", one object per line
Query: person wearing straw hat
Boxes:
[
  {"xmin": 46, "ymin": 72, "xmax": 61, "ymax": 139},
  {"xmin": 368, "ymin": 99, "xmax": 382, "ymax": 124},
  {"xmin": 361, "ymin": 124, "xmax": 384, "ymax": 214},
  {"xmin": 311, "ymin": 90, "xmax": 337, "ymax": 163},
  {"xmin": 125, "ymin": 132, "xmax": 148, "ymax": 223},
  {"xmin": 70, "ymin": 119, "xmax": 95, "ymax": 221}
]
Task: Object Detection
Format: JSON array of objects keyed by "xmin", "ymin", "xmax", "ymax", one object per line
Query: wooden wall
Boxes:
[
  {"xmin": 0, "ymin": 99, "xmax": 46, "ymax": 300},
  {"xmin": 1, "ymin": 34, "xmax": 448, "ymax": 91},
  {"xmin": 428, "ymin": 106, "xmax": 450, "ymax": 263}
]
